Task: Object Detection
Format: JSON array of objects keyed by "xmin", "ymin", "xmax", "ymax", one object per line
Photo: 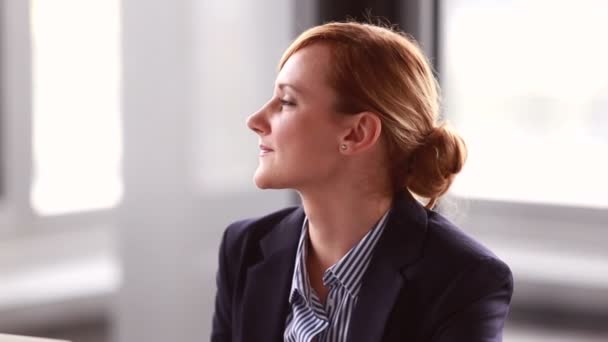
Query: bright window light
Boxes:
[
  {"xmin": 442, "ymin": 0, "xmax": 608, "ymax": 208},
  {"xmin": 30, "ymin": 0, "xmax": 123, "ymax": 215}
]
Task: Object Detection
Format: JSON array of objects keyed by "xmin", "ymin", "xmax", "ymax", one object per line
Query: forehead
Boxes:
[{"xmin": 275, "ymin": 43, "xmax": 333, "ymax": 94}]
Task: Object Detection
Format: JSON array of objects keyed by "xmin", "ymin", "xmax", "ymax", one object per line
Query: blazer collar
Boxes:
[
  {"xmin": 240, "ymin": 206, "xmax": 304, "ymax": 342},
  {"xmin": 240, "ymin": 191, "xmax": 428, "ymax": 342},
  {"xmin": 259, "ymin": 206, "xmax": 306, "ymax": 258},
  {"xmin": 347, "ymin": 190, "xmax": 428, "ymax": 342}
]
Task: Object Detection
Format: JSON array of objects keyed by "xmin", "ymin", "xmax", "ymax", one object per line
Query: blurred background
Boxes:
[{"xmin": 0, "ymin": 0, "xmax": 606, "ymax": 341}]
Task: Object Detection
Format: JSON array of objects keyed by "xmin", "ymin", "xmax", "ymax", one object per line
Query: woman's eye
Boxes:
[{"xmin": 280, "ymin": 99, "xmax": 295, "ymax": 107}]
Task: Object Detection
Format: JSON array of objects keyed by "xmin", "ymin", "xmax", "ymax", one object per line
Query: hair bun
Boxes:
[{"xmin": 406, "ymin": 123, "xmax": 467, "ymax": 208}]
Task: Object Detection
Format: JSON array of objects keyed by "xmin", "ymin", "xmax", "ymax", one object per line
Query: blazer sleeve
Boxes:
[
  {"xmin": 431, "ymin": 257, "xmax": 514, "ymax": 342},
  {"xmin": 211, "ymin": 228, "xmax": 234, "ymax": 342}
]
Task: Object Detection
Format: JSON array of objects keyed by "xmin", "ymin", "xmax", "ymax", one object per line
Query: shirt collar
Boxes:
[
  {"xmin": 288, "ymin": 209, "xmax": 391, "ymax": 303},
  {"xmin": 324, "ymin": 210, "xmax": 390, "ymax": 298}
]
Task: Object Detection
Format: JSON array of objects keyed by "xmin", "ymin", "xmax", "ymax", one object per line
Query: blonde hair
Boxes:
[{"xmin": 280, "ymin": 22, "xmax": 467, "ymax": 209}]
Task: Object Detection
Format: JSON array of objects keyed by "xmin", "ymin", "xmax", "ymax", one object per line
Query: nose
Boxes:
[{"xmin": 246, "ymin": 100, "xmax": 271, "ymax": 135}]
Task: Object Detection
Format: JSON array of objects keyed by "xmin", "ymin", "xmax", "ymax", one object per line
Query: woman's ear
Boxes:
[{"xmin": 339, "ymin": 112, "xmax": 383, "ymax": 154}]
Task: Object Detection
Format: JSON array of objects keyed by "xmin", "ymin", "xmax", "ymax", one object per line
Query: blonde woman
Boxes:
[{"xmin": 211, "ymin": 22, "xmax": 513, "ymax": 342}]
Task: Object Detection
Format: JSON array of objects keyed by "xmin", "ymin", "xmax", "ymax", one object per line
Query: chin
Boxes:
[
  {"xmin": 253, "ymin": 171, "xmax": 281, "ymax": 189},
  {"xmin": 253, "ymin": 168, "xmax": 295, "ymax": 190},
  {"xmin": 253, "ymin": 178, "xmax": 273, "ymax": 189}
]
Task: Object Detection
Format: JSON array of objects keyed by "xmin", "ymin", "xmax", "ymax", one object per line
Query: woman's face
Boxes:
[{"xmin": 247, "ymin": 43, "xmax": 347, "ymax": 191}]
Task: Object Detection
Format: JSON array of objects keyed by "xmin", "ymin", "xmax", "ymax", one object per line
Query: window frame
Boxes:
[
  {"xmin": 0, "ymin": 1, "xmax": 119, "ymax": 332},
  {"xmin": 0, "ymin": 0, "xmax": 119, "ymax": 239}
]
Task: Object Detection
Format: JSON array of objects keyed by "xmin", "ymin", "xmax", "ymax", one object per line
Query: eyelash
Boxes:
[{"xmin": 279, "ymin": 99, "xmax": 295, "ymax": 107}]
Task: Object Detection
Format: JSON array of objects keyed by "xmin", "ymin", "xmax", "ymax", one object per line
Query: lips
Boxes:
[
  {"xmin": 259, "ymin": 144, "xmax": 274, "ymax": 156},
  {"xmin": 259, "ymin": 144, "xmax": 274, "ymax": 152}
]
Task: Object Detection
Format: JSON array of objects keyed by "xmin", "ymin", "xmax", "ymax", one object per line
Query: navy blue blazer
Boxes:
[{"xmin": 211, "ymin": 191, "xmax": 514, "ymax": 342}]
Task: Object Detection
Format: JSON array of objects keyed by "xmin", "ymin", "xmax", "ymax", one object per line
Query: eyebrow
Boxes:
[{"xmin": 277, "ymin": 83, "xmax": 303, "ymax": 94}]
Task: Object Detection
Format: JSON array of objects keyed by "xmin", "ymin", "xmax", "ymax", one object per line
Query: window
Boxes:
[
  {"xmin": 30, "ymin": 0, "xmax": 122, "ymax": 215},
  {"xmin": 441, "ymin": 0, "xmax": 608, "ymax": 208}
]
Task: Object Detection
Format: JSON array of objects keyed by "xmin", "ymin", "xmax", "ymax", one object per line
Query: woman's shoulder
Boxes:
[
  {"xmin": 422, "ymin": 209, "xmax": 512, "ymax": 280},
  {"xmin": 425, "ymin": 210, "xmax": 499, "ymax": 256},
  {"xmin": 400, "ymin": 209, "xmax": 513, "ymax": 315}
]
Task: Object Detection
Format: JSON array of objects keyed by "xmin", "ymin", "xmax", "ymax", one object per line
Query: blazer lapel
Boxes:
[
  {"xmin": 347, "ymin": 191, "xmax": 428, "ymax": 342},
  {"xmin": 240, "ymin": 207, "xmax": 304, "ymax": 342}
]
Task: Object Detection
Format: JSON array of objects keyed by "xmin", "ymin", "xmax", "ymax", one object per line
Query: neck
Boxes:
[{"xmin": 299, "ymin": 187, "xmax": 393, "ymax": 272}]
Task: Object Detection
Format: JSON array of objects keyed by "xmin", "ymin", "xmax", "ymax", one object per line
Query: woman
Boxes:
[{"xmin": 211, "ymin": 22, "xmax": 513, "ymax": 342}]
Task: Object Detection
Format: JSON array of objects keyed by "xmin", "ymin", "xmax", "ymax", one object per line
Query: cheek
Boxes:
[{"xmin": 282, "ymin": 117, "xmax": 338, "ymax": 165}]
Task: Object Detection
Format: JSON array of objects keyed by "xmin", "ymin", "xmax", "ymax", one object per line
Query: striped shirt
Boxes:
[{"xmin": 283, "ymin": 210, "xmax": 391, "ymax": 342}]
